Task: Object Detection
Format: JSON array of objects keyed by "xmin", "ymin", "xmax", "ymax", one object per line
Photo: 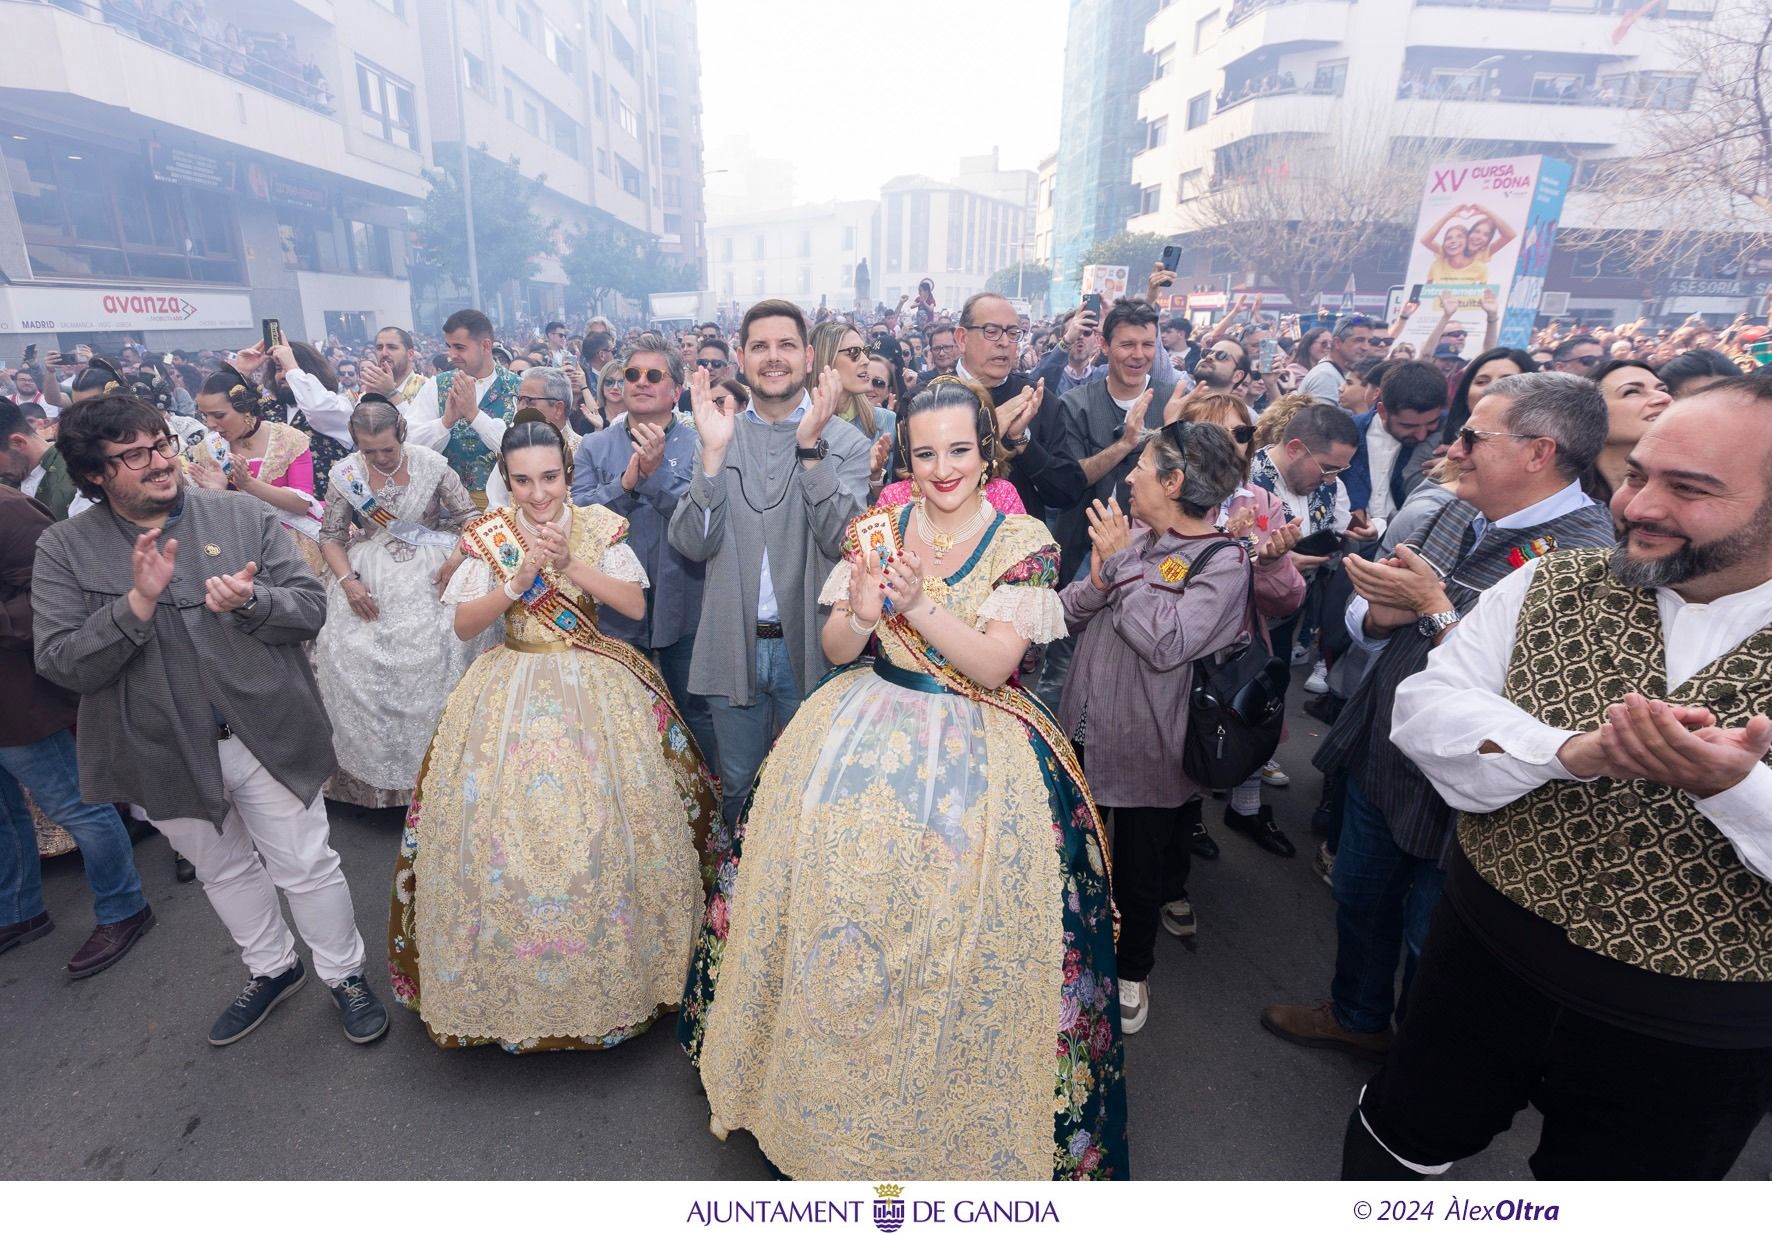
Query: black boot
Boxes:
[
  {"xmin": 1188, "ymin": 799, "xmax": 1218, "ymax": 859},
  {"xmin": 1224, "ymin": 804, "xmax": 1295, "ymax": 857}
]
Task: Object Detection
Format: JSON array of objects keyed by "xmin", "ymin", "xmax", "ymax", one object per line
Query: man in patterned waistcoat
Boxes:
[
  {"xmin": 1263, "ymin": 373, "xmax": 1616, "ymax": 1060},
  {"xmin": 1346, "ymin": 373, "xmax": 1772, "ymax": 1180},
  {"xmin": 403, "ymin": 309, "xmax": 521, "ymax": 508}
]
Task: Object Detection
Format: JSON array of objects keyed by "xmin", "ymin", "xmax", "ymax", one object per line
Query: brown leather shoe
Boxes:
[
  {"xmin": 1, "ymin": 911, "xmax": 53, "ymax": 955},
  {"xmin": 1260, "ymin": 1000, "xmax": 1392, "ymax": 1061},
  {"xmin": 66, "ymin": 905, "xmax": 155, "ymax": 979}
]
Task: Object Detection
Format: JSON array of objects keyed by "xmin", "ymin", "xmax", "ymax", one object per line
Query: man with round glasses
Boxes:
[{"xmin": 31, "ymin": 393, "xmax": 388, "ymax": 1048}]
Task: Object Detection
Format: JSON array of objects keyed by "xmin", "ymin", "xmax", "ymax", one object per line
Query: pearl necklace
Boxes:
[
  {"xmin": 367, "ymin": 448, "xmax": 406, "ymax": 486},
  {"xmin": 915, "ymin": 494, "xmax": 991, "ymax": 564}
]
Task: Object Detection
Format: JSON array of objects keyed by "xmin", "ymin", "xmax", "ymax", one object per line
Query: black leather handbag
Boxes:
[{"xmin": 1179, "ymin": 538, "xmax": 1291, "ymax": 790}]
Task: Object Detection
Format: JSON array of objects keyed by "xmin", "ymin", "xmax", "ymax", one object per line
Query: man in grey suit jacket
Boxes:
[
  {"xmin": 32, "ymin": 394, "xmax": 388, "ymax": 1049},
  {"xmin": 668, "ymin": 300, "xmax": 870, "ymax": 823}
]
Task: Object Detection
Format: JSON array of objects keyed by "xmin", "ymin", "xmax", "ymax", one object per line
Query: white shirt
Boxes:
[
  {"xmin": 1109, "ymin": 375, "xmax": 1151, "ymax": 413},
  {"xmin": 283, "ymin": 369, "xmax": 353, "ymax": 445},
  {"xmin": 21, "ymin": 462, "xmax": 44, "ymax": 499},
  {"xmin": 1362, "ymin": 415, "xmax": 1406, "ymax": 525},
  {"xmin": 1345, "ymin": 480, "xmax": 1592, "ymax": 654},
  {"xmin": 1392, "ymin": 558, "xmax": 1772, "ymax": 881},
  {"xmin": 404, "ymin": 368, "xmax": 508, "ymax": 458}
]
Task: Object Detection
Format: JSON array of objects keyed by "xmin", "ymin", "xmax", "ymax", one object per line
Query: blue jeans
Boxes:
[
  {"xmin": 1330, "ymin": 778, "xmax": 1445, "ymax": 1035},
  {"xmin": 641, "ymin": 632, "xmax": 719, "ymax": 779},
  {"xmin": 704, "ymin": 638, "xmax": 803, "ymax": 824},
  {"xmin": 0, "ymin": 728, "xmax": 147, "ymax": 926}
]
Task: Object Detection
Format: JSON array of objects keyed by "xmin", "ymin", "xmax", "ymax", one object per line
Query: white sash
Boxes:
[{"xmin": 333, "ymin": 456, "xmax": 456, "ymax": 550}]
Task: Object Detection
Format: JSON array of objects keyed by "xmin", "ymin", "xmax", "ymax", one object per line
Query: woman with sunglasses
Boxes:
[
  {"xmin": 812, "ymin": 321, "xmax": 896, "ymax": 496},
  {"xmin": 596, "ymin": 359, "xmax": 628, "ymax": 425},
  {"xmin": 1058, "ymin": 419, "xmax": 1252, "ymax": 1036},
  {"xmin": 1180, "ymin": 394, "xmax": 1307, "ymax": 863}
]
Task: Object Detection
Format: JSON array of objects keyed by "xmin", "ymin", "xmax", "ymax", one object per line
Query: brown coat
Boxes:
[{"xmin": 0, "ymin": 486, "xmax": 78, "ymax": 747}]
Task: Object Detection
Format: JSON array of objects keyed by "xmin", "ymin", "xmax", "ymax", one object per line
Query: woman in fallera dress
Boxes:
[
  {"xmin": 388, "ymin": 412, "xmax": 719, "ymax": 1051},
  {"xmin": 680, "ymin": 377, "xmax": 1128, "ymax": 1180}
]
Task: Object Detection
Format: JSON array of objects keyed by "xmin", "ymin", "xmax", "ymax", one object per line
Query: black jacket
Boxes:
[{"xmin": 988, "ymin": 370, "xmax": 1084, "ymax": 523}]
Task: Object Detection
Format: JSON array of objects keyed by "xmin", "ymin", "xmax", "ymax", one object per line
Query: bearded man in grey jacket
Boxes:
[{"xmin": 31, "ymin": 393, "xmax": 388, "ymax": 1048}]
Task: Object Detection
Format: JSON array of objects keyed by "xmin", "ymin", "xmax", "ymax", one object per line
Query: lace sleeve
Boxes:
[
  {"xmin": 817, "ymin": 558, "xmax": 853, "ymax": 607},
  {"xmin": 441, "ymin": 555, "xmax": 494, "ymax": 605},
  {"xmin": 597, "ymin": 542, "xmax": 649, "ymax": 587},
  {"xmin": 975, "ymin": 583, "xmax": 1068, "ymax": 644},
  {"xmin": 318, "ymin": 488, "xmax": 354, "ymax": 547}
]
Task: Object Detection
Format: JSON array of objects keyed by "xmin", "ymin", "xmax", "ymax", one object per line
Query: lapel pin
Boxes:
[{"xmin": 204, "ymin": 544, "xmax": 221, "ymax": 557}]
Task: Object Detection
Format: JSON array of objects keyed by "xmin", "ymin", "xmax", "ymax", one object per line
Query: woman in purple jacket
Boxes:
[{"xmin": 1058, "ymin": 420, "xmax": 1251, "ymax": 1036}]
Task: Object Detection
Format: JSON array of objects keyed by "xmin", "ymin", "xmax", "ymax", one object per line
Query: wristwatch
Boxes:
[
  {"xmin": 238, "ymin": 588, "xmax": 260, "ymax": 615},
  {"xmin": 1416, "ymin": 609, "xmax": 1458, "ymax": 638},
  {"xmin": 795, "ymin": 438, "xmax": 829, "ymax": 462}
]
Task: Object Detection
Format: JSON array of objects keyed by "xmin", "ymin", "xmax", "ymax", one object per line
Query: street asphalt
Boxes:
[{"xmin": 5, "ymin": 700, "xmax": 1769, "ymax": 1181}]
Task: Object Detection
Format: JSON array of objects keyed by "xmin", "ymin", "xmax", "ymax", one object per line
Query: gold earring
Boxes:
[{"xmin": 910, "ymin": 478, "xmax": 922, "ymax": 498}]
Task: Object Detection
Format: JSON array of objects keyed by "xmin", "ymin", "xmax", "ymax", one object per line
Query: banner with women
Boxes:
[{"xmin": 1394, "ymin": 155, "xmax": 1571, "ymax": 354}]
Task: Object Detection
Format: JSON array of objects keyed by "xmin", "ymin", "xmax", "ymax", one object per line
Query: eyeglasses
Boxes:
[
  {"xmin": 104, "ymin": 437, "xmax": 179, "ymax": 471},
  {"xmin": 516, "ymin": 393, "xmax": 563, "ymax": 407},
  {"xmin": 1564, "ymin": 354, "xmax": 1602, "ymax": 369},
  {"xmin": 1307, "ymin": 451, "xmax": 1350, "ymax": 479},
  {"xmin": 836, "ymin": 345, "xmax": 868, "ymax": 363},
  {"xmin": 1207, "ymin": 348, "xmax": 1240, "ymax": 363},
  {"xmin": 1442, "ymin": 330, "xmax": 1468, "ymax": 339},
  {"xmin": 624, "ymin": 367, "xmax": 667, "ymax": 384},
  {"xmin": 1457, "ymin": 427, "xmax": 1539, "ymax": 453},
  {"xmin": 695, "ymin": 357, "xmax": 727, "ymax": 369},
  {"xmin": 965, "ymin": 323, "xmax": 1024, "ymax": 344}
]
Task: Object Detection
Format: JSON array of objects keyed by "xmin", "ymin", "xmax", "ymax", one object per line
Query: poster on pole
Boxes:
[{"xmin": 1394, "ymin": 156, "xmax": 1571, "ymax": 358}]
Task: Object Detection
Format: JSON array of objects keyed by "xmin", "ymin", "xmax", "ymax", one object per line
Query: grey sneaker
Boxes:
[
  {"xmin": 328, "ymin": 973, "xmax": 389, "ymax": 1044},
  {"xmin": 1161, "ymin": 898, "xmax": 1197, "ymax": 938},
  {"xmin": 209, "ymin": 959, "xmax": 307, "ymax": 1046},
  {"xmin": 1313, "ymin": 841, "xmax": 1335, "ymax": 888}
]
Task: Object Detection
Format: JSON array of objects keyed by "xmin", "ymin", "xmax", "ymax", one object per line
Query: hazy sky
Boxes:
[{"xmin": 699, "ymin": 0, "xmax": 1067, "ymax": 218}]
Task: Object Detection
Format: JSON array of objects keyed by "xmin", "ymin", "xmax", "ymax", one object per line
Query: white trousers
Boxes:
[{"xmin": 152, "ymin": 739, "xmax": 366, "ymax": 985}]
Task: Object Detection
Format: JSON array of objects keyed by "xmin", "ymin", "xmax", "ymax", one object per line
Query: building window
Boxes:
[
  {"xmin": 596, "ymin": 148, "xmax": 609, "ymax": 175},
  {"xmin": 370, "ymin": 0, "xmax": 406, "ymax": 14},
  {"xmin": 523, "ymin": 100, "xmax": 540, "ymax": 137},
  {"xmin": 592, "ymin": 73, "xmax": 605, "ymax": 116},
  {"xmin": 616, "ymin": 155, "xmax": 642, "ymax": 197},
  {"xmin": 663, "ymin": 176, "xmax": 681, "ymax": 207},
  {"xmin": 616, "ymin": 97, "xmax": 640, "ymax": 139},
  {"xmin": 1194, "ymin": 12, "xmax": 1219, "ymax": 54},
  {"xmin": 1186, "ymin": 93, "xmax": 1210, "ymax": 129},
  {"xmin": 722, "ymin": 236, "xmax": 734, "ymax": 261},
  {"xmin": 843, "ymin": 224, "xmax": 855, "ymax": 251},
  {"xmin": 463, "ymin": 52, "xmax": 488, "ymax": 96},
  {"xmin": 609, "ymin": 24, "xmax": 639, "ymax": 76},
  {"xmin": 356, "ymin": 60, "xmax": 419, "ymax": 150},
  {"xmin": 753, "ymin": 269, "xmax": 766, "ymax": 294},
  {"xmin": 661, "ymin": 136, "xmax": 680, "ymax": 168},
  {"xmin": 11, "ymin": 132, "xmax": 243, "ymax": 283},
  {"xmin": 545, "ymin": 24, "xmax": 577, "ymax": 75},
  {"xmin": 1314, "ymin": 59, "xmax": 1349, "ymax": 96},
  {"xmin": 798, "ymin": 267, "xmax": 812, "ymax": 293},
  {"xmin": 348, "ymin": 220, "xmax": 393, "ymax": 275},
  {"xmin": 754, "ymin": 235, "xmax": 766, "ymax": 259},
  {"xmin": 1153, "ymin": 45, "xmax": 1175, "ymax": 81},
  {"xmin": 799, "ymin": 230, "xmax": 812, "ymax": 257},
  {"xmin": 514, "ymin": 1, "xmax": 540, "ymax": 44},
  {"xmin": 663, "ymin": 213, "xmax": 683, "ymax": 240},
  {"xmin": 547, "ymin": 105, "xmax": 580, "ymax": 159},
  {"xmin": 1139, "ymin": 184, "xmax": 1161, "ymax": 215},
  {"xmin": 1147, "ymin": 116, "xmax": 1169, "ymax": 149}
]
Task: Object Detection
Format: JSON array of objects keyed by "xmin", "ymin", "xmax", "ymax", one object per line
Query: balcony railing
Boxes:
[
  {"xmin": 1226, "ymin": 0, "xmax": 1346, "ymax": 28},
  {"xmin": 1395, "ymin": 79, "xmax": 1692, "ymax": 109},
  {"xmin": 30, "ymin": 0, "xmax": 337, "ymax": 115},
  {"xmin": 1215, "ymin": 80, "xmax": 1345, "ymax": 113},
  {"xmin": 1413, "ymin": 0, "xmax": 1714, "ymax": 13}
]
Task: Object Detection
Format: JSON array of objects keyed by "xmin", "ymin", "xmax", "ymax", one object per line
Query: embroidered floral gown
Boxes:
[
  {"xmin": 388, "ymin": 503, "xmax": 719, "ymax": 1051},
  {"xmin": 680, "ymin": 506, "xmax": 1129, "ymax": 1180}
]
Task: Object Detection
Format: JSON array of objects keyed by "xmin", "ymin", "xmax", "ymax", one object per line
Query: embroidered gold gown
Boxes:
[
  {"xmin": 679, "ymin": 506, "xmax": 1129, "ymax": 1179},
  {"xmin": 387, "ymin": 503, "xmax": 719, "ymax": 1051}
]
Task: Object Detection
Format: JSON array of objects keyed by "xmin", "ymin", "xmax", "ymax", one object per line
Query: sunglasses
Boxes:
[
  {"xmin": 695, "ymin": 357, "xmax": 727, "ymax": 368},
  {"xmin": 1566, "ymin": 354, "xmax": 1602, "ymax": 368},
  {"xmin": 1228, "ymin": 423, "xmax": 1254, "ymax": 444},
  {"xmin": 624, "ymin": 367, "xmax": 667, "ymax": 383},
  {"xmin": 1456, "ymin": 427, "xmax": 1537, "ymax": 452},
  {"xmin": 869, "ymin": 377, "xmax": 889, "ymax": 389},
  {"xmin": 836, "ymin": 345, "xmax": 868, "ymax": 362}
]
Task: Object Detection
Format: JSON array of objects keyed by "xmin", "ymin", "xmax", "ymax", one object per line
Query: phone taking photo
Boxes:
[
  {"xmin": 262, "ymin": 318, "xmax": 285, "ymax": 352},
  {"xmin": 1160, "ymin": 245, "xmax": 1182, "ymax": 274},
  {"xmin": 1082, "ymin": 292, "xmax": 1103, "ymax": 318}
]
